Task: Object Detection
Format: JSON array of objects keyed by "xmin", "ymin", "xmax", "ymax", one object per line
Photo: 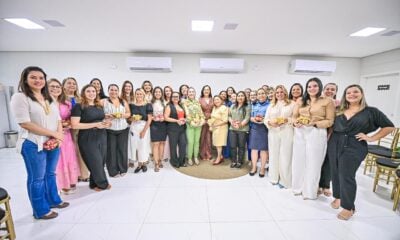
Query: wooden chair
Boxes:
[
  {"xmin": 0, "ymin": 188, "xmax": 15, "ymax": 240},
  {"xmin": 373, "ymin": 158, "xmax": 400, "ymax": 193},
  {"xmin": 392, "ymin": 169, "xmax": 400, "ymax": 211},
  {"xmin": 364, "ymin": 128, "xmax": 400, "ymax": 174}
]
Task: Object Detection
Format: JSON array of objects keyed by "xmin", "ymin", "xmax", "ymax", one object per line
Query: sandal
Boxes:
[
  {"xmin": 323, "ymin": 188, "xmax": 332, "ymax": 197},
  {"xmin": 330, "ymin": 199, "xmax": 340, "ymax": 209},
  {"xmin": 154, "ymin": 163, "xmax": 160, "ymax": 172},
  {"xmin": 337, "ymin": 209, "xmax": 354, "ymax": 221}
]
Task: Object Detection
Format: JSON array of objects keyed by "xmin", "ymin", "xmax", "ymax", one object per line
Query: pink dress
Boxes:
[{"xmin": 56, "ymin": 101, "xmax": 80, "ymax": 189}]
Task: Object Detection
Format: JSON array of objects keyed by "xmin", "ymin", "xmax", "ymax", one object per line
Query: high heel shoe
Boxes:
[
  {"xmin": 213, "ymin": 157, "xmax": 224, "ymax": 165},
  {"xmin": 249, "ymin": 167, "xmax": 257, "ymax": 176}
]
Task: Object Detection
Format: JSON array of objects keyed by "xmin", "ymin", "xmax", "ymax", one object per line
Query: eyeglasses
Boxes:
[{"xmin": 49, "ymin": 85, "xmax": 61, "ymax": 89}]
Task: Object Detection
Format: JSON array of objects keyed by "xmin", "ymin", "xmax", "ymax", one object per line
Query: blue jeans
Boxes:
[{"xmin": 21, "ymin": 139, "xmax": 62, "ymax": 218}]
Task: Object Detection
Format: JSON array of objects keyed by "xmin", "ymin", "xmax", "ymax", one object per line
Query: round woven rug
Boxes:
[{"xmin": 175, "ymin": 159, "xmax": 251, "ymax": 180}]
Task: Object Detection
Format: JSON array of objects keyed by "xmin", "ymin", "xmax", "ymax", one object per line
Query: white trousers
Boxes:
[
  {"xmin": 268, "ymin": 126, "xmax": 294, "ymax": 188},
  {"xmin": 128, "ymin": 121, "xmax": 151, "ymax": 163},
  {"xmin": 292, "ymin": 126, "xmax": 327, "ymax": 199}
]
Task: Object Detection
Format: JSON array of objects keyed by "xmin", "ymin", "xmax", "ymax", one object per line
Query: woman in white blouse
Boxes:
[
  {"xmin": 102, "ymin": 84, "xmax": 131, "ymax": 177},
  {"xmin": 10, "ymin": 66, "xmax": 68, "ymax": 220},
  {"xmin": 264, "ymin": 85, "xmax": 295, "ymax": 188}
]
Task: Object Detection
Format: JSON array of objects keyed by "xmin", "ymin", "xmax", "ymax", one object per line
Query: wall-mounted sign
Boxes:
[{"xmin": 377, "ymin": 84, "xmax": 390, "ymax": 90}]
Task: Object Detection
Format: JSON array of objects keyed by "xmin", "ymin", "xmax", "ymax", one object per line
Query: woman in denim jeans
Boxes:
[{"xmin": 10, "ymin": 66, "xmax": 69, "ymax": 220}]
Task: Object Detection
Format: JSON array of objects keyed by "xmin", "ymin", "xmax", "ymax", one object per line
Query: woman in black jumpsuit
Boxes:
[
  {"xmin": 328, "ymin": 84, "xmax": 394, "ymax": 220},
  {"xmin": 71, "ymin": 84, "xmax": 111, "ymax": 191}
]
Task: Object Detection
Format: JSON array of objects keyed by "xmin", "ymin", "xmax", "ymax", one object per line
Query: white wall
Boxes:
[
  {"xmin": 360, "ymin": 48, "xmax": 400, "ymax": 126},
  {"xmin": 0, "ymin": 52, "xmax": 360, "ymax": 94},
  {"xmin": 361, "ymin": 48, "xmax": 400, "ymax": 76}
]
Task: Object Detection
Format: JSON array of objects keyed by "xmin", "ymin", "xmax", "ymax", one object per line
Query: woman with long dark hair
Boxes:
[
  {"xmin": 199, "ymin": 85, "xmax": 213, "ymax": 161},
  {"xmin": 328, "ymin": 84, "xmax": 394, "ymax": 220},
  {"xmin": 71, "ymin": 84, "xmax": 112, "ymax": 191},
  {"xmin": 151, "ymin": 87, "xmax": 167, "ymax": 172},
  {"xmin": 164, "ymin": 91, "xmax": 187, "ymax": 168},
  {"xmin": 120, "ymin": 80, "xmax": 135, "ymax": 168},
  {"xmin": 90, "ymin": 78, "xmax": 107, "ymax": 99},
  {"xmin": 292, "ymin": 78, "xmax": 335, "ymax": 199},
  {"xmin": 120, "ymin": 80, "xmax": 135, "ymax": 104},
  {"xmin": 179, "ymin": 84, "xmax": 189, "ymax": 102},
  {"xmin": 289, "ymin": 83, "xmax": 303, "ymax": 102},
  {"xmin": 11, "ymin": 66, "xmax": 68, "ymax": 220},
  {"xmin": 103, "ymin": 84, "xmax": 130, "ymax": 177},
  {"xmin": 162, "ymin": 85, "xmax": 173, "ymax": 162},
  {"xmin": 228, "ymin": 91, "xmax": 250, "ymax": 168}
]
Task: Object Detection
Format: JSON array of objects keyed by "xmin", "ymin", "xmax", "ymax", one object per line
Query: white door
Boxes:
[{"xmin": 363, "ymin": 73, "xmax": 400, "ymax": 126}]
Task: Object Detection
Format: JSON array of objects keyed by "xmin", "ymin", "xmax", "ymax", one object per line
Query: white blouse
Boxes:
[
  {"xmin": 10, "ymin": 92, "xmax": 60, "ymax": 152},
  {"xmin": 264, "ymin": 100, "xmax": 295, "ymax": 130},
  {"xmin": 103, "ymin": 100, "xmax": 128, "ymax": 130}
]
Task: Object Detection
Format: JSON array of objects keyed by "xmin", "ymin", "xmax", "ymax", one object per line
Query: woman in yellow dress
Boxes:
[{"xmin": 208, "ymin": 95, "xmax": 229, "ymax": 165}]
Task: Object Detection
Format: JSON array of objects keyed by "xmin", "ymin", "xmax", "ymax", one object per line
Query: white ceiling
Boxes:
[{"xmin": 0, "ymin": 0, "xmax": 399, "ymax": 57}]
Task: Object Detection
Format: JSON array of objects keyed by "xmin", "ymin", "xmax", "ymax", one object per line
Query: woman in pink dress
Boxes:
[
  {"xmin": 48, "ymin": 79, "xmax": 80, "ymax": 194},
  {"xmin": 199, "ymin": 85, "xmax": 214, "ymax": 161}
]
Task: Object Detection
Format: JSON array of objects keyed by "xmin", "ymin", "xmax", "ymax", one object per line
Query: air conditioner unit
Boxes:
[
  {"xmin": 127, "ymin": 57, "xmax": 172, "ymax": 72},
  {"xmin": 200, "ymin": 58, "xmax": 244, "ymax": 73},
  {"xmin": 289, "ymin": 59, "xmax": 336, "ymax": 75}
]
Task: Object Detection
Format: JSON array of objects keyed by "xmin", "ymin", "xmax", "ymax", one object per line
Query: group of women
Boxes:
[{"xmin": 10, "ymin": 66, "xmax": 394, "ymax": 221}]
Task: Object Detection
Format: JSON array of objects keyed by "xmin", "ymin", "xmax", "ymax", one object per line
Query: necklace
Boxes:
[{"xmin": 39, "ymin": 100, "xmax": 51, "ymax": 115}]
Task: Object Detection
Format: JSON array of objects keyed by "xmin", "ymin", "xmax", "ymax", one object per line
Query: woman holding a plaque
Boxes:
[
  {"xmin": 128, "ymin": 88, "xmax": 153, "ymax": 173},
  {"xmin": 291, "ymin": 78, "xmax": 335, "ymax": 199},
  {"xmin": 264, "ymin": 85, "xmax": 295, "ymax": 188}
]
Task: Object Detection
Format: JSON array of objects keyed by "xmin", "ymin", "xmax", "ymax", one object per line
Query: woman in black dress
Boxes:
[
  {"xmin": 328, "ymin": 84, "xmax": 394, "ymax": 220},
  {"xmin": 150, "ymin": 87, "xmax": 167, "ymax": 172},
  {"xmin": 71, "ymin": 84, "xmax": 111, "ymax": 191}
]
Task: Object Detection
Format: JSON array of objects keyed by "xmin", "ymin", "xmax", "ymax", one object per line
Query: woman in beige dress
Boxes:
[{"xmin": 208, "ymin": 95, "xmax": 229, "ymax": 165}]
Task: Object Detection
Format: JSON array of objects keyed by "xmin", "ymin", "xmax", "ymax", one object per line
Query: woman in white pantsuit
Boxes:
[
  {"xmin": 292, "ymin": 78, "xmax": 335, "ymax": 199},
  {"xmin": 128, "ymin": 89, "xmax": 153, "ymax": 173},
  {"xmin": 264, "ymin": 85, "xmax": 295, "ymax": 189}
]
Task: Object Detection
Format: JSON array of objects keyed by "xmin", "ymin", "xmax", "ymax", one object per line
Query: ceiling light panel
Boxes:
[
  {"xmin": 350, "ymin": 27, "xmax": 386, "ymax": 37},
  {"xmin": 4, "ymin": 18, "xmax": 45, "ymax": 29},
  {"xmin": 191, "ymin": 20, "xmax": 214, "ymax": 31}
]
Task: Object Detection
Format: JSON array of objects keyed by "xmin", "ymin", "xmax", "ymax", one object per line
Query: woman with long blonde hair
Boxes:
[
  {"xmin": 264, "ymin": 85, "xmax": 295, "ymax": 188},
  {"xmin": 328, "ymin": 84, "xmax": 394, "ymax": 220}
]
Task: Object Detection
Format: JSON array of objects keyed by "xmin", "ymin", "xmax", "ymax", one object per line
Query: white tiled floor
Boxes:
[{"xmin": 0, "ymin": 147, "xmax": 399, "ymax": 240}]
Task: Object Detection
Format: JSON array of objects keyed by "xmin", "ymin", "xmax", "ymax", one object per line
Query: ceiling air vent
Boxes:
[{"xmin": 381, "ymin": 30, "xmax": 400, "ymax": 36}]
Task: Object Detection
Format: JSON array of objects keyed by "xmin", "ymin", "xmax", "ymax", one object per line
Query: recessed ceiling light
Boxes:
[
  {"xmin": 4, "ymin": 18, "xmax": 45, "ymax": 29},
  {"xmin": 350, "ymin": 27, "xmax": 386, "ymax": 37},
  {"xmin": 191, "ymin": 20, "xmax": 214, "ymax": 32}
]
